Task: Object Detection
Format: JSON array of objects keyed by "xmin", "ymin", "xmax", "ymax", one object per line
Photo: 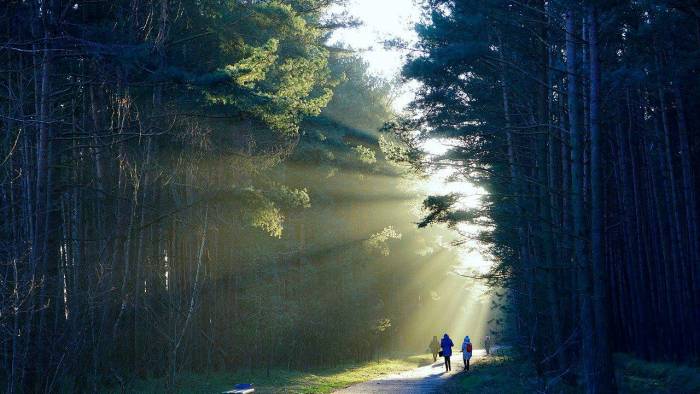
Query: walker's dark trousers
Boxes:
[{"xmin": 444, "ymin": 356, "xmax": 451, "ymax": 371}]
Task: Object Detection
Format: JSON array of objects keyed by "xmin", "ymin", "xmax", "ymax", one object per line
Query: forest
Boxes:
[
  {"xmin": 2, "ymin": 0, "xmax": 700, "ymax": 393},
  {"xmin": 394, "ymin": 0, "xmax": 700, "ymax": 392},
  {"xmin": 0, "ymin": 0, "xmax": 487, "ymax": 392}
]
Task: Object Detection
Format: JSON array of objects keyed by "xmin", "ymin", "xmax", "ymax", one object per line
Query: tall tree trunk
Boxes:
[
  {"xmin": 587, "ymin": 7, "xmax": 616, "ymax": 392},
  {"xmin": 567, "ymin": 9, "xmax": 594, "ymax": 387},
  {"xmin": 538, "ymin": 3, "xmax": 565, "ymax": 373},
  {"xmin": 655, "ymin": 74, "xmax": 687, "ymax": 357},
  {"xmin": 498, "ymin": 33, "xmax": 534, "ymax": 361},
  {"xmin": 671, "ymin": 84, "xmax": 699, "ymax": 354}
]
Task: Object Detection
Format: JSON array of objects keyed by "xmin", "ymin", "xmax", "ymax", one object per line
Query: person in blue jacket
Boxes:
[{"xmin": 440, "ymin": 333, "xmax": 454, "ymax": 372}]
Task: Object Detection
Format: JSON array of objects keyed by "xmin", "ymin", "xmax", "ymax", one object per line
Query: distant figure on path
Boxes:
[
  {"xmin": 462, "ymin": 336, "xmax": 472, "ymax": 371},
  {"xmin": 484, "ymin": 335, "xmax": 491, "ymax": 355},
  {"xmin": 440, "ymin": 333, "xmax": 454, "ymax": 372},
  {"xmin": 429, "ymin": 336, "xmax": 440, "ymax": 362}
]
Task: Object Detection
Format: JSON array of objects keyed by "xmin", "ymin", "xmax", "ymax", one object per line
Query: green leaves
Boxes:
[
  {"xmin": 250, "ymin": 50, "xmax": 335, "ymax": 134},
  {"xmin": 239, "ymin": 183, "xmax": 311, "ymax": 238},
  {"xmin": 225, "ymin": 39, "xmax": 280, "ymax": 88},
  {"xmin": 417, "ymin": 194, "xmax": 480, "ymax": 229},
  {"xmin": 352, "ymin": 145, "xmax": 377, "ymax": 164},
  {"xmin": 364, "ymin": 226, "xmax": 403, "ymax": 256},
  {"xmin": 267, "ymin": 183, "xmax": 312, "ymax": 210},
  {"xmin": 163, "ymin": 0, "xmax": 337, "ymax": 136}
]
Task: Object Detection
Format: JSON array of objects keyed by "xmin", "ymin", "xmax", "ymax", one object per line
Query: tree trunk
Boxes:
[
  {"xmin": 587, "ymin": 7, "xmax": 617, "ymax": 392},
  {"xmin": 567, "ymin": 9, "xmax": 594, "ymax": 388}
]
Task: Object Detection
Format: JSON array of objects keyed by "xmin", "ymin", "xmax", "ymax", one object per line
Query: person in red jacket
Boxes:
[{"xmin": 461, "ymin": 336, "xmax": 473, "ymax": 371}]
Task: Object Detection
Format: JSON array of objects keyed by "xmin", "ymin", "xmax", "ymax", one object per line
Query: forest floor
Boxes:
[
  {"xmin": 614, "ymin": 353, "xmax": 700, "ymax": 393},
  {"xmin": 440, "ymin": 352, "xmax": 700, "ymax": 394},
  {"xmin": 109, "ymin": 354, "xmax": 434, "ymax": 393},
  {"xmin": 329, "ymin": 349, "xmax": 700, "ymax": 394},
  {"xmin": 101, "ymin": 350, "xmax": 700, "ymax": 393}
]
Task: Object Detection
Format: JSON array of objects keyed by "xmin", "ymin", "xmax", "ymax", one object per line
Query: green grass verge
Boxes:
[
  {"xmin": 442, "ymin": 354, "xmax": 538, "ymax": 394},
  {"xmin": 109, "ymin": 354, "xmax": 434, "ymax": 393},
  {"xmin": 442, "ymin": 352, "xmax": 700, "ymax": 394},
  {"xmin": 615, "ymin": 353, "xmax": 700, "ymax": 394}
]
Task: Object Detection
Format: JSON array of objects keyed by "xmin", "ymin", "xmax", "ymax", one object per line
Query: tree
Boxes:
[{"xmin": 392, "ymin": 0, "xmax": 700, "ymax": 390}]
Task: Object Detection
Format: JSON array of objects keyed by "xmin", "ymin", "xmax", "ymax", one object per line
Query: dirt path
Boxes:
[{"xmin": 334, "ymin": 350, "xmax": 486, "ymax": 394}]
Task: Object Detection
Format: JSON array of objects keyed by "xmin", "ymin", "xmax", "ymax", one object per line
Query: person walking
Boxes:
[
  {"xmin": 440, "ymin": 333, "xmax": 454, "ymax": 372},
  {"xmin": 429, "ymin": 336, "xmax": 440, "ymax": 362},
  {"xmin": 462, "ymin": 336, "xmax": 473, "ymax": 371},
  {"xmin": 484, "ymin": 335, "xmax": 492, "ymax": 356}
]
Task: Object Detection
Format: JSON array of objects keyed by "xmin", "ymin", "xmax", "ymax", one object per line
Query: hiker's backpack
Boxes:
[{"xmin": 466, "ymin": 343, "xmax": 472, "ymax": 353}]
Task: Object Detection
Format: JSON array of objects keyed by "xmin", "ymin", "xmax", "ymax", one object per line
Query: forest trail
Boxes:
[{"xmin": 334, "ymin": 350, "xmax": 486, "ymax": 393}]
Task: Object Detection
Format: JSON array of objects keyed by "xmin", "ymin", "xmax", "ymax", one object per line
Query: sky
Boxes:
[{"xmin": 328, "ymin": 0, "xmax": 422, "ymax": 110}]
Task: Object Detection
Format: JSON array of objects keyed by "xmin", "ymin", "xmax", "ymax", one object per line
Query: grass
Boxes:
[
  {"xmin": 443, "ymin": 351, "xmax": 700, "ymax": 394},
  {"xmin": 442, "ymin": 353, "xmax": 539, "ymax": 394},
  {"xmin": 615, "ymin": 353, "xmax": 700, "ymax": 394},
  {"xmin": 108, "ymin": 354, "xmax": 434, "ymax": 393},
  {"xmin": 96, "ymin": 351, "xmax": 700, "ymax": 393}
]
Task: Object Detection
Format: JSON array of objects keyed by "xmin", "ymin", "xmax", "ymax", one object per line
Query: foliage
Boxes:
[
  {"xmin": 169, "ymin": 0, "xmax": 338, "ymax": 135},
  {"xmin": 392, "ymin": 0, "xmax": 700, "ymax": 391},
  {"xmin": 352, "ymin": 145, "xmax": 378, "ymax": 164},
  {"xmin": 364, "ymin": 226, "xmax": 403, "ymax": 256},
  {"xmin": 0, "ymin": 1, "xmax": 468, "ymax": 390}
]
